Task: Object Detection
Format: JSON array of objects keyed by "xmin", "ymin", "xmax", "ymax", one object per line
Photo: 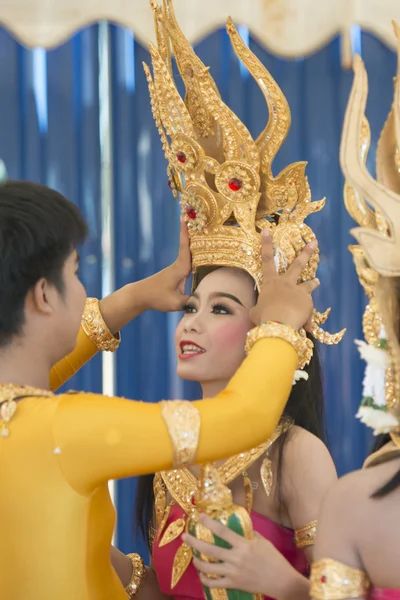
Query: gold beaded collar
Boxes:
[{"xmin": 0, "ymin": 383, "xmax": 54, "ymax": 438}]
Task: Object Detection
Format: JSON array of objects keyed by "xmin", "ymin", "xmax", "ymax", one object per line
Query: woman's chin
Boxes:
[{"xmin": 176, "ymin": 362, "xmax": 204, "ymax": 381}]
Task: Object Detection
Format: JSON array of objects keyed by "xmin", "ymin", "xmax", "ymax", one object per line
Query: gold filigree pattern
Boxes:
[
  {"xmin": 310, "ymin": 558, "xmax": 370, "ymax": 600},
  {"xmin": 161, "ymin": 400, "xmax": 201, "ymax": 467},
  {"xmin": 294, "ymin": 520, "xmax": 317, "ymax": 549},
  {"xmin": 81, "ymin": 298, "xmax": 120, "ymax": 352},
  {"xmin": 180, "ymin": 189, "xmax": 210, "ymax": 233},
  {"xmin": 154, "ymin": 473, "xmax": 167, "ymax": 528},
  {"xmin": 159, "ymin": 518, "xmax": 186, "ymax": 547},
  {"xmin": 144, "ymin": 0, "xmax": 343, "ymax": 353},
  {"xmin": 312, "ymin": 309, "xmax": 346, "ymax": 346},
  {"xmin": 245, "ymin": 321, "xmax": 313, "ymax": 370},
  {"xmin": 259, "ymin": 418, "xmax": 292, "ymax": 497},
  {"xmin": 171, "ymin": 543, "xmax": 193, "ymax": 589},
  {"xmin": 125, "ymin": 553, "xmax": 146, "ymax": 600},
  {"xmin": 260, "ymin": 457, "xmax": 273, "ymax": 497},
  {"xmin": 0, "ymin": 384, "xmax": 53, "ymax": 438}
]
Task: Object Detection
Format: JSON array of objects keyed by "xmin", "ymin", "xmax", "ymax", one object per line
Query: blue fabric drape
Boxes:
[
  {"xmin": 0, "ymin": 24, "xmax": 396, "ymax": 560},
  {"xmin": 0, "ymin": 26, "xmax": 103, "ymax": 393}
]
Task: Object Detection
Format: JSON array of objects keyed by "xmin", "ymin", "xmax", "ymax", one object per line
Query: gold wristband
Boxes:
[
  {"xmin": 125, "ymin": 553, "xmax": 146, "ymax": 599},
  {"xmin": 294, "ymin": 520, "xmax": 317, "ymax": 549},
  {"xmin": 310, "ymin": 558, "xmax": 370, "ymax": 600},
  {"xmin": 161, "ymin": 400, "xmax": 201, "ymax": 467},
  {"xmin": 81, "ymin": 298, "xmax": 120, "ymax": 352},
  {"xmin": 245, "ymin": 322, "xmax": 313, "ymax": 369}
]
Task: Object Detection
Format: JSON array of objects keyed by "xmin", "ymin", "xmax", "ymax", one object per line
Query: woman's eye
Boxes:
[
  {"xmin": 211, "ymin": 303, "xmax": 231, "ymax": 315},
  {"xmin": 182, "ymin": 303, "xmax": 196, "ymax": 314}
]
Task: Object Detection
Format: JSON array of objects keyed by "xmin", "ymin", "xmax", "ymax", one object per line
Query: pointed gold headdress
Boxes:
[
  {"xmin": 341, "ymin": 22, "xmax": 400, "ymax": 435},
  {"xmin": 144, "ymin": 0, "xmax": 344, "ymax": 347}
]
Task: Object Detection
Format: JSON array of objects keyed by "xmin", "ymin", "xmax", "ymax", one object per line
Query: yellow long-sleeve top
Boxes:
[{"xmin": 0, "ymin": 327, "xmax": 297, "ymax": 600}]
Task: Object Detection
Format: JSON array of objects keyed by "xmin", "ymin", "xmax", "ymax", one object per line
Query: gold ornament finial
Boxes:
[{"xmin": 195, "ymin": 464, "xmax": 233, "ymax": 514}]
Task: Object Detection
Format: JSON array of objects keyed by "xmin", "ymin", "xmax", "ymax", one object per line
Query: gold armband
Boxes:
[
  {"xmin": 294, "ymin": 520, "xmax": 317, "ymax": 549},
  {"xmin": 245, "ymin": 322, "xmax": 313, "ymax": 369},
  {"xmin": 161, "ymin": 400, "xmax": 201, "ymax": 467},
  {"xmin": 81, "ymin": 298, "xmax": 120, "ymax": 352},
  {"xmin": 125, "ymin": 553, "xmax": 146, "ymax": 599},
  {"xmin": 310, "ymin": 558, "xmax": 370, "ymax": 600}
]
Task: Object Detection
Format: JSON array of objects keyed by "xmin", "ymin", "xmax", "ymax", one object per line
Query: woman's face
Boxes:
[{"xmin": 175, "ymin": 267, "xmax": 256, "ymax": 386}]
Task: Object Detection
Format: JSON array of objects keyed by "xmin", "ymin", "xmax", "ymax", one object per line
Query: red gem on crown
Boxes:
[
  {"xmin": 186, "ymin": 205, "xmax": 197, "ymax": 220},
  {"xmin": 177, "ymin": 152, "xmax": 187, "ymax": 164},
  {"xmin": 228, "ymin": 177, "xmax": 242, "ymax": 191},
  {"xmin": 321, "ymin": 575, "xmax": 327, "ymax": 584},
  {"xmin": 191, "ymin": 495, "xmax": 196, "ymax": 505}
]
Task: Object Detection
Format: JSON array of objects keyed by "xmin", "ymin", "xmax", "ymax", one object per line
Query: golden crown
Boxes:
[
  {"xmin": 341, "ymin": 22, "xmax": 400, "ymax": 434},
  {"xmin": 144, "ymin": 0, "xmax": 344, "ymax": 346}
]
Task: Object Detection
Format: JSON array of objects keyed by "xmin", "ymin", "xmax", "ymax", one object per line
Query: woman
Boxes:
[
  {"xmin": 309, "ymin": 45, "xmax": 400, "ymax": 600},
  {"xmin": 128, "ymin": 264, "xmax": 337, "ymax": 600},
  {"xmin": 110, "ymin": 4, "xmax": 342, "ymax": 599}
]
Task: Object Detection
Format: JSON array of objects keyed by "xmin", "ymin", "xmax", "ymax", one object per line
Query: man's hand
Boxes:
[
  {"xmin": 250, "ymin": 230, "xmax": 319, "ymax": 330},
  {"xmin": 99, "ymin": 220, "xmax": 191, "ymax": 334},
  {"xmin": 142, "ymin": 219, "xmax": 191, "ymax": 312}
]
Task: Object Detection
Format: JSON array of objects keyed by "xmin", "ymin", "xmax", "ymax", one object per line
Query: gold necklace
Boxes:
[
  {"xmin": 154, "ymin": 418, "xmax": 292, "ymax": 589},
  {"xmin": 0, "ymin": 383, "xmax": 54, "ymax": 437}
]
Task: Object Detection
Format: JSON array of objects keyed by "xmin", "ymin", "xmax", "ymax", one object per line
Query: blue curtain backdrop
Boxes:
[
  {"xmin": 0, "ymin": 25, "xmax": 103, "ymax": 393},
  {"xmin": 0, "ymin": 24, "xmax": 396, "ymax": 560}
]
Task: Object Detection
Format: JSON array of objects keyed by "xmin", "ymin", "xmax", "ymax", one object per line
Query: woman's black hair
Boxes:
[
  {"xmin": 370, "ymin": 433, "xmax": 391, "ymax": 455},
  {"xmin": 368, "ymin": 434, "xmax": 400, "ymax": 499},
  {"xmin": 275, "ymin": 333, "xmax": 325, "ymax": 511},
  {"xmin": 135, "ymin": 330, "xmax": 325, "ymax": 549}
]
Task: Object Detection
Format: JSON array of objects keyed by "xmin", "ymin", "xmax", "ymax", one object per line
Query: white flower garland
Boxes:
[{"xmin": 355, "ymin": 326, "xmax": 399, "ymax": 435}]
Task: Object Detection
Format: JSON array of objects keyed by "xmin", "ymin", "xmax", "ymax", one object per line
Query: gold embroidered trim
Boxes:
[
  {"xmin": 162, "ymin": 443, "xmax": 266, "ymax": 516},
  {"xmin": 81, "ymin": 297, "xmax": 120, "ymax": 352},
  {"xmin": 294, "ymin": 520, "xmax": 317, "ymax": 549},
  {"xmin": 310, "ymin": 558, "xmax": 370, "ymax": 600},
  {"xmin": 125, "ymin": 553, "xmax": 146, "ymax": 599},
  {"xmin": 156, "ymin": 419, "xmax": 292, "ymax": 586},
  {"xmin": 0, "ymin": 383, "xmax": 53, "ymax": 438},
  {"xmin": 245, "ymin": 322, "xmax": 314, "ymax": 369},
  {"xmin": 259, "ymin": 418, "xmax": 292, "ymax": 497},
  {"xmin": 161, "ymin": 400, "xmax": 201, "ymax": 467},
  {"xmin": 154, "ymin": 473, "xmax": 167, "ymax": 528}
]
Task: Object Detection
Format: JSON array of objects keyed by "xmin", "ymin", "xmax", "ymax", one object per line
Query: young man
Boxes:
[{"xmin": 0, "ymin": 180, "xmax": 316, "ymax": 599}]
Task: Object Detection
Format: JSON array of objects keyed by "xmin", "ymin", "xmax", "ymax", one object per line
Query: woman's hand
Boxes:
[{"xmin": 183, "ymin": 514, "xmax": 309, "ymax": 600}]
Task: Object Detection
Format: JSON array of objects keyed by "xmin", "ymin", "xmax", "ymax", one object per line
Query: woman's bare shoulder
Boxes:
[
  {"xmin": 282, "ymin": 426, "xmax": 336, "ymax": 480},
  {"xmin": 280, "ymin": 426, "xmax": 337, "ymax": 525}
]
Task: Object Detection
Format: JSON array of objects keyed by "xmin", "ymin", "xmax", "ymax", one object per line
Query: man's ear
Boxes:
[{"xmin": 27, "ymin": 278, "xmax": 56, "ymax": 316}]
